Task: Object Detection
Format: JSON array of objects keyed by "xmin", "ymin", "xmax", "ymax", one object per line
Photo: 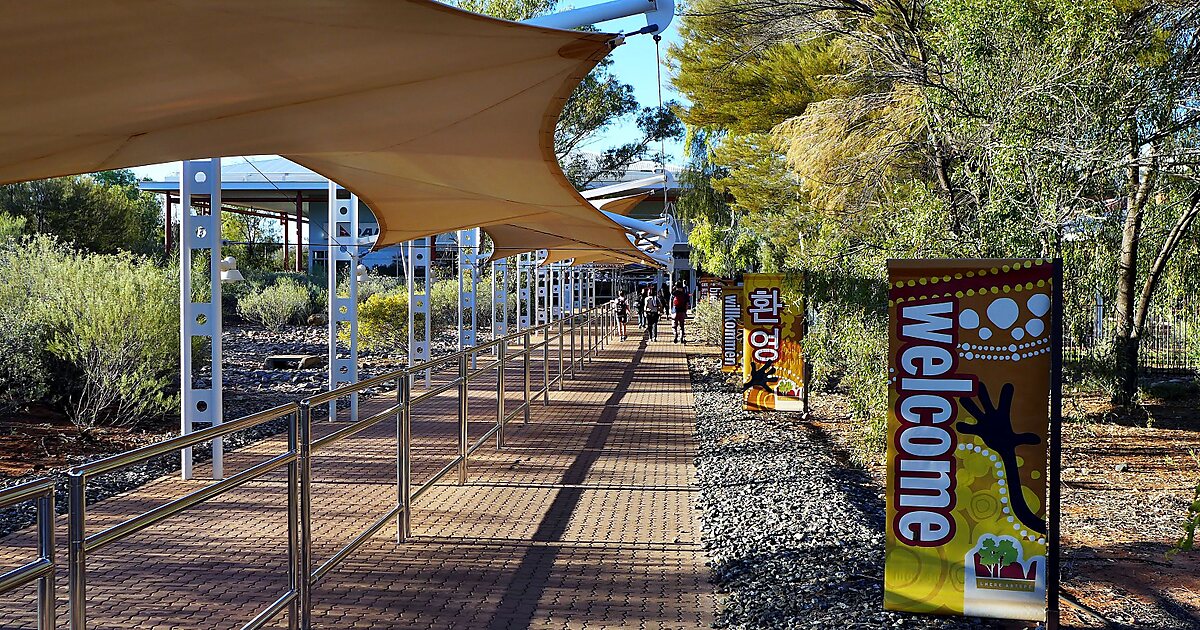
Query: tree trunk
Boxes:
[
  {"xmin": 1111, "ymin": 140, "xmax": 1155, "ymax": 406},
  {"xmin": 1131, "ymin": 189, "xmax": 1200, "ymax": 366}
]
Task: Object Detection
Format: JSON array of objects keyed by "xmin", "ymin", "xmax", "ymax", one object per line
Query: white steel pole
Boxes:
[
  {"xmin": 179, "ymin": 158, "xmax": 223, "ymax": 480},
  {"xmin": 327, "ymin": 182, "xmax": 359, "ymax": 423}
]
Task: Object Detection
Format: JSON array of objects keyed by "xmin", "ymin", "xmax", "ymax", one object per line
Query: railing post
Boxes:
[
  {"xmin": 37, "ymin": 489, "xmax": 55, "ymax": 630},
  {"xmin": 296, "ymin": 402, "xmax": 313, "ymax": 630},
  {"xmin": 523, "ymin": 332, "xmax": 532, "ymax": 423},
  {"xmin": 458, "ymin": 354, "xmax": 469, "ymax": 485},
  {"xmin": 543, "ymin": 326, "xmax": 551, "ymax": 405},
  {"xmin": 286, "ymin": 411, "xmax": 300, "ymax": 630},
  {"xmin": 397, "ymin": 376, "xmax": 411, "ymax": 543},
  {"xmin": 67, "ymin": 472, "xmax": 85, "ymax": 630},
  {"xmin": 571, "ymin": 314, "xmax": 578, "ymax": 379},
  {"xmin": 496, "ymin": 340, "xmax": 506, "ymax": 448},
  {"xmin": 557, "ymin": 318, "xmax": 565, "ymax": 391}
]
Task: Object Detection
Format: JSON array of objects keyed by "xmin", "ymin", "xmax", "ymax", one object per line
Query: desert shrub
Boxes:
[
  {"xmin": 246, "ymin": 272, "xmax": 325, "ymax": 318},
  {"xmin": 0, "ymin": 315, "xmax": 55, "ymax": 414},
  {"xmin": 805, "ymin": 303, "xmax": 889, "ymax": 461},
  {"xmin": 429, "ymin": 276, "xmax": 462, "ymax": 333},
  {"xmin": 353, "ymin": 290, "xmax": 409, "ymax": 352},
  {"xmin": 0, "ymin": 236, "xmax": 179, "ymax": 428},
  {"xmin": 0, "ymin": 211, "xmax": 25, "ymax": 243},
  {"xmin": 1174, "ymin": 458, "xmax": 1200, "ymax": 555},
  {"xmin": 356, "ymin": 271, "xmax": 404, "ymax": 303},
  {"xmin": 691, "ymin": 297, "xmax": 723, "ymax": 345},
  {"xmin": 237, "ymin": 278, "xmax": 314, "ymax": 331}
]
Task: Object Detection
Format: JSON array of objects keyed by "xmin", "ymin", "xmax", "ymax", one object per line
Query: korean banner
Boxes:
[
  {"xmin": 741, "ymin": 274, "xmax": 804, "ymax": 411},
  {"xmin": 885, "ymin": 259, "xmax": 1056, "ymax": 621},
  {"xmin": 721, "ymin": 281, "xmax": 742, "ymax": 373}
]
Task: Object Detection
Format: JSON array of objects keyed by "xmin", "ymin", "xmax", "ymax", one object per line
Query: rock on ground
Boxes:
[{"xmin": 689, "ymin": 355, "xmax": 1012, "ymax": 630}]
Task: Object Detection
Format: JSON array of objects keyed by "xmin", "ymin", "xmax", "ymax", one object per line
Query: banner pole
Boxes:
[{"xmin": 1046, "ymin": 257, "xmax": 1064, "ymax": 630}]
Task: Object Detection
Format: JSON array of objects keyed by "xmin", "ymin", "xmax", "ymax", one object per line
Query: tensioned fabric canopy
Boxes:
[
  {"xmin": 533, "ymin": 193, "xmax": 652, "ymax": 264},
  {"xmin": 490, "ymin": 192, "xmax": 650, "ymax": 263},
  {"xmin": 0, "ymin": 0, "xmax": 653, "ymax": 263}
]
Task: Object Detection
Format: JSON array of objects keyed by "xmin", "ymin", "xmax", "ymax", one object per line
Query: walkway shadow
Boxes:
[{"xmin": 485, "ymin": 336, "xmax": 650, "ymax": 630}]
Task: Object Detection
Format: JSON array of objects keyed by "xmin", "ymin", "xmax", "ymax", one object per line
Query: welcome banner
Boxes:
[
  {"xmin": 885, "ymin": 259, "xmax": 1054, "ymax": 621},
  {"xmin": 741, "ymin": 274, "xmax": 804, "ymax": 411},
  {"xmin": 721, "ymin": 281, "xmax": 741, "ymax": 373}
]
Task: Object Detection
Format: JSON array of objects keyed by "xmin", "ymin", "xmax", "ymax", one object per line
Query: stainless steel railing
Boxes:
[
  {"xmin": 0, "ymin": 477, "xmax": 56, "ymax": 630},
  {"xmin": 54, "ymin": 299, "xmax": 615, "ymax": 629},
  {"xmin": 67, "ymin": 403, "xmax": 302, "ymax": 630}
]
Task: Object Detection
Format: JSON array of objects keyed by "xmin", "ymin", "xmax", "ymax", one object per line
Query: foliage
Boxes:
[
  {"xmin": 1173, "ymin": 451, "xmax": 1200, "ymax": 555},
  {"xmin": 0, "ymin": 236, "xmax": 178, "ymax": 428},
  {"xmin": 355, "ymin": 290, "xmax": 409, "ymax": 353},
  {"xmin": 0, "ymin": 170, "xmax": 162, "ymax": 256},
  {"xmin": 451, "ymin": 0, "xmax": 683, "ymax": 186},
  {"xmin": 237, "ymin": 278, "xmax": 315, "ymax": 331},
  {"xmin": 357, "ymin": 271, "xmax": 405, "ymax": 303},
  {"xmin": 221, "ymin": 212, "xmax": 282, "ymax": 274},
  {"xmin": 0, "ymin": 315, "xmax": 55, "ymax": 414},
  {"xmin": 228, "ymin": 271, "xmax": 325, "ymax": 322},
  {"xmin": 690, "ymin": 297, "xmax": 723, "ymax": 346},
  {"xmin": 671, "ymin": 0, "xmax": 1200, "ymax": 454},
  {"xmin": 0, "ymin": 211, "xmax": 26, "ymax": 243}
]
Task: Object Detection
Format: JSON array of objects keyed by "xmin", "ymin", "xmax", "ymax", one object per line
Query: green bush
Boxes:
[
  {"xmin": 237, "ymin": 278, "xmax": 314, "ymax": 331},
  {"xmin": 0, "ymin": 235, "xmax": 179, "ymax": 428},
  {"xmin": 0, "ymin": 315, "xmax": 54, "ymax": 414},
  {"xmin": 0, "ymin": 211, "xmax": 25, "ymax": 243},
  {"xmin": 691, "ymin": 297, "xmax": 723, "ymax": 345},
  {"xmin": 356, "ymin": 271, "xmax": 405, "ymax": 303},
  {"xmin": 430, "ymin": 276, "xmax": 462, "ymax": 332},
  {"xmin": 805, "ymin": 302, "xmax": 889, "ymax": 461},
  {"xmin": 355, "ymin": 290, "xmax": 409, "ymax": 352}
]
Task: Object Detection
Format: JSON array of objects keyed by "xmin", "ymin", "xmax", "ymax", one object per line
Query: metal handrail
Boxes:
[
  {"xmin": 72, "ymin": 402, "xmax": 299, "ymax": 479},
  {"xmin": 67, "ymin": 404, "xmax": 301, "ymax": 630},
  {"xmin": 0, "ymin": 477, "xmax": 55, "ymax": 630},
  {"xmin": 53, "ymin": 299, "xmax": 617, "ymax": 630}
]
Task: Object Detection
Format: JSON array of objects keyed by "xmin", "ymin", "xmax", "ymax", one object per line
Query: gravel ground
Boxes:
[{"xmin": 689, "ymin": 355, "xmax": 1015, "ymax": 630}]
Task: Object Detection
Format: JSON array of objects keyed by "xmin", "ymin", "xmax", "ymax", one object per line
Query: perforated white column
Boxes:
[
  {"xmin": 517, "ymin": 253, "xmax": 532, "ymax": 331},
  {"xmin": 179, "ymin": 158, "xmax": 223, "ymax": 481},
  {"xmin": 457, "ymin": 229, "xmax": 480, "ymax": 352},
  {"xmin": 492, "ymin": 257, "xmax": 509, "ymax": 338},
  {"xmin": 404, "ymin": 237, "xmax": 433, "ymax": 387},
  {"xmin": 536, "ymin": 256, "xmax": 549, "ymax": 327},
  {"xmin": 327, "ymin": 181, "xmax": 359, "ymax": 422}
]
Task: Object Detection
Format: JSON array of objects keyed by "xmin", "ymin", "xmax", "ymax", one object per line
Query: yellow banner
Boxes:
[
  {"xmin": 885, "ymin": 259, "xmax": 1053, "ymax": 621},
  {"xmin": 741, "ymin": 274, "xmax": 804, "ymax": 411}
]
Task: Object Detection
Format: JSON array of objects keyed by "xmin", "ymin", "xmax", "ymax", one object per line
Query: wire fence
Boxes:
[{"xmin": 1064, "ymin": 293, "xmax": 1200, "ymax": 375}]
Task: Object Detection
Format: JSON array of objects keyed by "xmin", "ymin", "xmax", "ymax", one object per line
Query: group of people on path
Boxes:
[{"xmin": 612, "ymin": 281, "xmax": 690, "ymax": 344}]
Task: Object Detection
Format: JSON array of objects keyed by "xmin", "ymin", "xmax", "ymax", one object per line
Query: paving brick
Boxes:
[{"xmin": 0, "ymin": 327, "xmax": 713, "ymax": 629}]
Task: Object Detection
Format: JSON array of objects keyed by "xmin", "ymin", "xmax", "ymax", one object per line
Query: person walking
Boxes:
[
  {"xmin": 635, "ymin": 286, "xmax": 647, "ymax": 328},
  {"xmin": 671, "ymin": 281, "xmax": 690, "ymax": 343},
  {"xmin": 613, "ymin": 293, "xmax": 630, "ymax": 341},
  {"xmin": 643, "ymin": 288, "xmax": 661, "ymax": 342}
]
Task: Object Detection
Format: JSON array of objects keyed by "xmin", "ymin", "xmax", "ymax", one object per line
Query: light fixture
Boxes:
[
  {"xmin": 218, "ymin": 256, "xmax": 244, "ymax": 283},
  {"xmin": 355, "ymin": 264, "xmax": 367, "ymax": 283}
]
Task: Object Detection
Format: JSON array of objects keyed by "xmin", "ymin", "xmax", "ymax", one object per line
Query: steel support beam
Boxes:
[
  {"xmin": 179, "ymin": 158, "xmax": 223, "ymax": 480},
  {"xmin": 404, "ymin": 237, "xmax": 433, "ymax": 388},
  {"xmin": 327, "ymin": 182, "xmax": 359, "ymax": 423}
]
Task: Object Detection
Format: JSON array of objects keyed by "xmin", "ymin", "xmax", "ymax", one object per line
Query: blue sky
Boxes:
[
  {"xmin": 576, "ymin": 12, "xmax": 688, "ymax": 166},
  {"xmin": 133, "ymin": 6, "xmax": 688, "ymax": 181}
]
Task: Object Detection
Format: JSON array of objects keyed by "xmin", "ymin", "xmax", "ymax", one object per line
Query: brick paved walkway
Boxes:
[{"xmin": 0, "ymin": 325, "xmax": 712, "ymax": 629}]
